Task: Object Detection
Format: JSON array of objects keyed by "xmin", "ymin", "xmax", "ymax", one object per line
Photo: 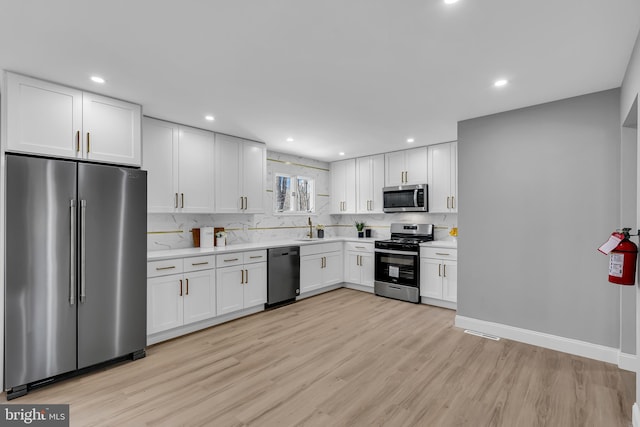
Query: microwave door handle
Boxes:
[{"xmin": 413, "ymin": 189, "xmax": 418, "ymax": 207}]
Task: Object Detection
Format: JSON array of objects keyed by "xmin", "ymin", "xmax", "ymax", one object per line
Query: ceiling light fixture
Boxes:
[
  {"xmin": 90, "ymin": 76, "xmax": 105, "ymax": 84},
  {"xmin": 205, "ymin": 115, "xmax": 215, "ymax": 121},
  {"xmin": 286, "ymin": 137, "xmax": 294, "ymax": 142},
  {"xmin": 444, "ymin": 0, "xmax": 459, "ymax": 4},
  {"xmin": 494, "ymin": 79, "xmax": 508, "ymax": 87},
  {"xmin": 339, "ymin": 152, "xmax": 345, "ymax": 156},
  {"xmin": 407, "ymin": 138, "xmax": 415, "ymax": 143}
]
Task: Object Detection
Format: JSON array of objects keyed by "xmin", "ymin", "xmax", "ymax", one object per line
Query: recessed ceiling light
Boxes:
[
  {"xmin": 205, "ymin": 115, "xmax": 215, "ymax": 121},
  {"xmin": 494, "ymin": 79, "xmax": 508, "ymax": 87},
  {"xmin": 339, "ymin": 152, "xmax": 345, "ymax": 156},
  {"xmin": 90, "ymin": 76, "xmax": 105, "ymax": 84},
  {"xmin": 407, "ymin": 138, "xmax": 415, "ymax": 143},
  {"xmin": 286, "ymin": 137, "xmax": 294, "ymax": 142},
  {"xmin": 444, "ymin": 0, "xmax": 459, "ymax": 4}
]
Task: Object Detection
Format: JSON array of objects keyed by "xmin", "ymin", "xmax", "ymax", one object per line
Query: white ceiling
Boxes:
[{"xmin": 0, "ymin": 0, "xmax": 639, "ymax": 162}]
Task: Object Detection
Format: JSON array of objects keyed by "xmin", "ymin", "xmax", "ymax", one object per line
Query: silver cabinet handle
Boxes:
[
  {"xmin": 249, "ymin": 255, "xmax": 263, "ymax": 259},
  {"xmin": 438, "ymin": 264, "xmax": 441, "ymax": 277},
  {"xmin": 191, "ymin": 261, "xmax": 209, "ymax": 266},
  {"xmin": 451, "ymin": 196, "xmax": 455, "ymax": 209},
  {"xmin": 355, "ymin": 246, "xmax": 366, "ymax": 249},
  {"xmin": 70, "ymin": 200, "xmax": 76, "ymax": 305},
  {"xmin": 80, "ymin": 199, "xmax": 87, "ymax": 303},
  {"xmin": 156, "ymin": 266, "xmax": 176, "ymax": 271},
  {"xmin": 181, "ymin": 193, "xmax": 185, "ymax": 208},
  {"xmin": 224, "ymin": 258, "xmax": 239, "ymax": 262},
  {"xmin": 443, "ymin": 264, "xmax": 447, "ymax": 277},
  {"xmin": 175, "ymin": 193, "xmax": 179, "ymax": 209},
  {"xmin": 435, "ymin": 253, "xmax": 450, "ymax": 256}
]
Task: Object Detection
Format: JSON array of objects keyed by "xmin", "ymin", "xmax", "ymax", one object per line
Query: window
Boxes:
[{"xmin": 274, "ymin": 174, "xmax": 315, "ymax": 213}]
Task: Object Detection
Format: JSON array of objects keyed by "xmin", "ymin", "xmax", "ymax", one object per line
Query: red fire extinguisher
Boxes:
[{"xmin": 608, "ymin": 229, "xmax": 638, "ymax": 286}]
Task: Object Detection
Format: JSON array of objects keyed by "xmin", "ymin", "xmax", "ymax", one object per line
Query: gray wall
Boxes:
[
  {"xmin": 457, "ymin": 89, "xmax": 622, "ymax": 348},
  {"xmin": 621, "ymin": 125, "xmax": 637, "ymax": 354}
]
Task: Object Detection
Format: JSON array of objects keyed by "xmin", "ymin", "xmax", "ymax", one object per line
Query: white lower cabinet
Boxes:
[
  {"xmin": 147, "ymin": 256, "xmax": 216, "ymax": 335},
  {"xmin": 216, "ymin": 250, "xmax": 267, "ymax": 316},
  {"xmin": 300, "ymin": 242, "xmax": 343, "ymax": 293},
  {"xmin": 344, "ymin": 242, "xmax": 374, "ymax": 288},
  {"xmin": 419, "ymin": 247, "xmax": 457, "ymax": 308}
]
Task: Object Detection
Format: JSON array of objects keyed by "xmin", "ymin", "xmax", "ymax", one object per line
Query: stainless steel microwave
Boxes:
[{"xmin": 383, "ymin": 184, "xmax": 428, "ymax": 213}]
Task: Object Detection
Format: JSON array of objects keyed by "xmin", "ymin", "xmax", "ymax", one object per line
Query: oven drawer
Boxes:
[{"xmin": 420, "ymin": 248, "xmax": 457, "ymax": 260}]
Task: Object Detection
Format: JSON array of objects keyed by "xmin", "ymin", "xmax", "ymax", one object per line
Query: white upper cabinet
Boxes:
[
  {"xmin": 331, "ymin": 159, "xmax": 356, "ymax": 214},
  {"xmin": 5, "ymin": 72, "xmax": 141, "ymax": 166},
  {"xmin": 428, "ymin": 141, "xmax": 457, "ymax": 213},
  {"xmin": 384, "ymin": 147, "xmax": 428, "ymax": 186},
  {"xmin": 214, "ymin": 134, "xmax": 266, "ymax": 214},
  {"xmin": 142, "ymin": 117, "xmax": 215, "ymax": 213},
  {"xmin": 356, "ymin": 154, "xmax": 384, "ymax": 213}
]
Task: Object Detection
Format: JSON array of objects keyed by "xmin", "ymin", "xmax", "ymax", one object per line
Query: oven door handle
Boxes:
[{"xmin": 375, "ymin": 248, "xmax": 419, "ymax": 256}]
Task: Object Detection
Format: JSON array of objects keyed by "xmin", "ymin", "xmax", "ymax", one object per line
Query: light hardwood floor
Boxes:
[{"xmin": 5, "ymin": 288, "xmax": 635, "ymax": 426}]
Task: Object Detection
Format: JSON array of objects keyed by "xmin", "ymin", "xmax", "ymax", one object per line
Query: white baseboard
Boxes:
[
  {"xmin": 633, "ymin": 403, "xmax": 640, "ymax": 427},
  {"xmin": 298, "ymin": 284, "xmax": 343, "ymax": 300},
  {"xmin": 455, "ymin": 315, "xmax": 620, "ymax": 365},
  {"xmin": 618, "ymin": 352, "xmax": 637, "ymax": 372},
  {"xmin": 344, "ymin": 283, "xmax": 374, "ymax": 293},
  {"xmin": 421, "ymin": 296, "xmax": 457, "ymax": 311}
]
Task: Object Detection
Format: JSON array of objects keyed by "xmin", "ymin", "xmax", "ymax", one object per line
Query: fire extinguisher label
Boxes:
[{"xmin": 609, "ymin": 253, "xmax": 624, "ymax": 277}]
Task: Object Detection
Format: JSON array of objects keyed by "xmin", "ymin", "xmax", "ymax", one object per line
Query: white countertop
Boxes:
[
  {"xmin": 420, "ymin": 240, "xmax": 458, "ymax": 249},
  {"xmin": 147, "ymin": 237, "xmax": 378, "ymax": 261}
]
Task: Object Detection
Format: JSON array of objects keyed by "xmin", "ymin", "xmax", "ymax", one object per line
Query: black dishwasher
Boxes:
[{"xmin": 266, "ymin": 246, "xmax": 300, "ymax": 309}]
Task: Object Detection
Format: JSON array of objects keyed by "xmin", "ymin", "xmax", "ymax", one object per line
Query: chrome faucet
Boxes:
[{"xmin": 307, "ymin": 217, "xmax": 313, "ymax": 238}]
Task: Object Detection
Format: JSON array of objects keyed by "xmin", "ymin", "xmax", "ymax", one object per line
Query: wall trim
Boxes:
[
  {"xmin": 455, "ymin": 315, "xmax": 619, "ymax": 365},
  {"xmin": 618, "ymin": 352, "xmax": 637, "ymax": 372}
]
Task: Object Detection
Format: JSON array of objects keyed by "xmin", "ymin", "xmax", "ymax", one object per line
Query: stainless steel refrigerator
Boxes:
[{"xmin": 5, "ymin": 154, "xmax": 147, "ymax": 399}]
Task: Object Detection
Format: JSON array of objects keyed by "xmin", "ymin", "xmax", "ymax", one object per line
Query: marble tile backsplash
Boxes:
[{"xmin": 147, "ymin": 150, "xmax": 458, "ymax": 251}]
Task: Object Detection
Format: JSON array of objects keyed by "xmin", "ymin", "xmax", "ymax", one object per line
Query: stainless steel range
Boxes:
[{"xmin": 374, "ymin": 223, "xmax": 434, "ymax": 303}]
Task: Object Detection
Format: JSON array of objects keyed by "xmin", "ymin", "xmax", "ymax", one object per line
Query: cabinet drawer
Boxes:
[
  {"xmin": 420, "ymin": 248, "xmax": 457, "ymax": 260},
  {"xmin": 216, "ymin": 253, "xmax": 244, "ymax": 267},
  {"xmin": 244, "ymin": 250, "xmax": 267, "ymax": 264},
  {"xmin": 148, "ymin": 258, "xmax": 184, "ymax": 277},
  {"xmin": 183, "ymin": 255, "xmax": 215, "ymax": 272},
  {"xmin": 345, "ymin": 242, "xmax": 373, "ymax": 253},
  {"xmin": 300, "ymin": 242, "xmax": 342, "ymax": 256}
]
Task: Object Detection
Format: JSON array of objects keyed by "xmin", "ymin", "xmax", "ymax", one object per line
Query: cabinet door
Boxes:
[
  {"xmin": 142, "ymin": 118, "xmax": 178, "ymax": 212},
  {"xmin": 442, "ymin": 260, "xmax": 457, "ymax": 302},
  {"xmin": 215, "ymin": 135, "xmax": 242, "ymax": 213},
  {"xmin": 242, "ymin": 141, "xmax": 266, "ymax": 213},
  {"xmin": 183, "ymin": 270, "xmax": 216, "ymax": 325},
  {"xmin": 244, "ymin": 262, "xmax": 267, "ymax": 308},
  {"xmin": 419, "ymin": 258, "xmax": 443, "ymax": 299},
  {"xmin": 177, "ymin": 126, "xmax": 215, "ymax": 213},
  {"xmin": 83, "ymin": 92, "xmax": 142, "ymax": 166},
  {"xmin": 216, "ymin": 266, "xmax": 244, "ymax": 315},
  {"xmin": 360, "ymin": 252, "xmax": 375, "ymax": 287},
  {"xmin": 405, "ymin": 146, "xmax": 428, "ymax": 185},
  {"xmin": 385, "ymin": 151, "xmax": 406, "ymax": 186},
  {"xmin": 148, "ymin": 275, "xmax": 184, "ymax": 334},
  {"xmin": 369, "ymin": 154, "xmax": 385, "ymax": 213},
  {"xmin": 428, "ymin": 143, "xmax": 452, "ymax": 213},
  {"xmin": 323, "ymin": 252, "xmax": 344, "ymax": 286},
  {"xmin": 450, "ymin": 141, "xmax": 458, "ymax": 213},
  {"xmin": 6, "ymin": 72, "xmax": 83, "ymax": 159},
  {"xmin": 300, "ymin": 255, "xmax": 323, "ymax": 293},
  {"xmin": 345, "ymin": 252, "xmax": 362, "ymax": 284},
  {"xmin": 332, "ymin": 159, "xmax": 356, "ymax": 213}
]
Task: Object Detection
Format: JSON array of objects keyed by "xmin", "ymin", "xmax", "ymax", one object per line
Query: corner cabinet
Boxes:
[
  {"xmin": 331, "ymin": 159, "xmax": 356, "ymax": 213},
  {"xmin": 428, "ymin": 141, "xmax": 457, "ymax": 213},
  {"xmin": 356, "ymin": 154, "xmax": 384, "ymax": 213},
  {"xmin": 300, "ymin": 242, "xmax": 343, "ymax": 294},
  {"xmin": 5, "ymin": 72, "xmax": 141, "ymax": 166},
  {"xmin": 142, "ymin": 117, "xmax": 215, "ymax": 213},
  {"xmin": 216, "ymin": 250, "xmax": 267, "ymax": 315},
  {"xmin": 147, "ymin": 255, "xmax": 216, "ymax": 335},
  {"xmin": 384, "ymin": 146, "xmax": 428, "ymax": 186},
  {"xmin": 215, "ymin": 134, "xmax": 266, "ymax": 214},
  {"xmin": 419, "ymin": 247, "xmax": 457, "ymax": 310}
]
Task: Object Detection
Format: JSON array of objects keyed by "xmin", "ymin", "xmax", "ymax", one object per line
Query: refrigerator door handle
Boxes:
[
  {"xmin": 70, "ymin": 199, "xmax": 76, "ymax": 305},
  {"xmin": 80, "ymin": 199, "xmax": 87, "ymax": 303}
]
